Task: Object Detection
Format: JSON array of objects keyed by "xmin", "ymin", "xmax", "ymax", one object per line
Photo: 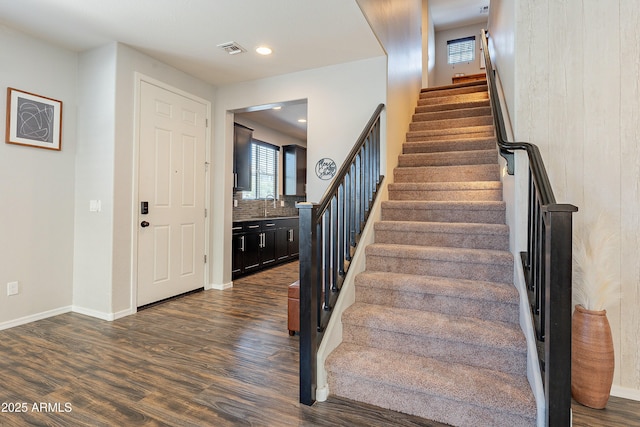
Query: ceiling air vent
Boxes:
[{"xmin": 217, "ymin": 41, "xmax": 246, "ymax": 55}]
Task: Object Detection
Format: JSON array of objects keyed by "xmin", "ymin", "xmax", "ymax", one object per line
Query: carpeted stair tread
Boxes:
[
  {"xmin": 355, "ymin": 271, "xmax": 518, "ymax": 306},
  {"xmin": 388, "ymin": 181, "xmax": 502, "ymax": 192},
  {"xmin": 398, "ymin": 149, "xmax": 498, "ymax": 167},
  {"xmin": 365, "ymin": 243, "xmax": 513, "ymax": 266},
  {"xmin": 342, "ymin": 302, "xmax": 526, "ymax": 353},
  {"xmin": 326, "ymin": 343, "xmax": 536, "ymax": 425},
  {"xmin": 381, "ymin": 200, "xmax": 506, "ymax": 210},
  {"xmin": 373, "ymin": 220, "xmax": 509, "ymax": 250},
  {"xmin": 417, "ymin": 92, "xmax": 489, "ymax": 107},
  {"xmin": 406, "ymin": 125, "xmax": 495, "ymax": 142},
  {"xmin": 409, "ymin": 115, "xmax": 493, "ymax": 132},
  {"xmin": 388, "ymin": 181, "xmax": 503, "ymax": 202},
  {"xmin": 365, "ymin": 243, "xmax": 513, "ymax": 283},
  {"xmin": 419, "ymin": 84, "xmax": 488, "ymax": 99},
  {"xmin": 413, "ymin": 106, "xmax": 492, "ymax": 122},
  {"xmin": 354, "ymin": 271, "xmax": 518, "ymax": 324},
  {"xmin": 403, "ymin": 137, "xmax": 497, "ymax": 153},
  {"xmin": 394, "ymin": 164, "xmax": 500, "ymax": 182},
  {"xmin": 421, "ymin": 79, "xmax": 487, "ymax": 93},
  {"xmin": 381, "ymin": 200, "xmax": 506, "ymax": 224},
  {"xmin": 415, "ymin": 99, "xmax": 490, "ymax": 114}
]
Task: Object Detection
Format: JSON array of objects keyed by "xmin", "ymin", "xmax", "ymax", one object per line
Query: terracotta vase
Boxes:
[{"xmin": 571, "ymin": 304, "xmax": 615, "ymax": 409}]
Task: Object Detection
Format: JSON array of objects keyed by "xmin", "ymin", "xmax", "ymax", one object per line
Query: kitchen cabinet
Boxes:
[
  {"xmin": 233, "ymin": 123, "xmax": 253, "ymax": 191},
  {"xmin": 232, "ymin": 217, "xmax": 299, "ymax": 279},
  {"xmin": 283, "ymin": 145, "xmax": 307, "ymax": 196}
]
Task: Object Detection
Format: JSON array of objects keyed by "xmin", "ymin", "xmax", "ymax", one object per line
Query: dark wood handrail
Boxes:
[
  {"xmin": 316, "ymin": 103, "xmax": 385, "ymax": 217},
  {"xmin": 481, "ymin": 29, "xmax": 578, "ymax": 427}
]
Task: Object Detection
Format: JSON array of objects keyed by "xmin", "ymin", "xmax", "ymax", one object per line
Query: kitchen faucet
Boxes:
[{"xmin": 264, "ymin": 194, "xmax": 276, "ymax": 217}]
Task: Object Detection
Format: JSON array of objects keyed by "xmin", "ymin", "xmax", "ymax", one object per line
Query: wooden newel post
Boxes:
[{"xmin": 297, "ymin": 202, "xmax": 319, "ymax": 405}]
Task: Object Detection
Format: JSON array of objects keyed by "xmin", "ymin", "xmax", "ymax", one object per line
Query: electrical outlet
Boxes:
[
  {"xmin": 280, "ymin": 200, "xmax": 285, "ymax": 207},
  {"xmin": 7, "ymin": 281, "xmax": 19, "ymax": 296}
]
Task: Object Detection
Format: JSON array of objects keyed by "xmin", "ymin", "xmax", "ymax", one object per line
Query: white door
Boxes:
[{"xmin": 137, "ymin": 81, "xmax": 207, "ymax": 306}]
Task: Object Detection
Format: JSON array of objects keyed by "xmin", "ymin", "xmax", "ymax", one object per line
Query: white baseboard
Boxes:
[
  {"xmin": 316, "ymin": 385, "xmax": 329, "ymax": 402},
  {"xmin": 209, "ymin": 281, "xmax": 233, "ymax": 290},
  {"xmin": 0, "ymin": 306, "xmax": 72, "ymax": 331},
  {"xmin": 611, "ymin": 385, "xmax": 640, "ymax": 402},
  {"xmin": 112, "ymin": 308, "xmax": 135, "ymax": 320},
  {"xmin": 71, "ymin": 305, "xmax": 115, "ymax": 321}
]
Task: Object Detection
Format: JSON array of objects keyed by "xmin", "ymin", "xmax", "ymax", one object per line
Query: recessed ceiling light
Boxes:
[
  {"xmin": 272, "ymin": 106, "xmax": 282, "ymax": 110},
  {"xmin": 256, "ymin": 46, "xmax": 272, "ymax": 55},
  {"xmin": 298, "ymin": 119, "xmax": 307, "ymax": 123}
]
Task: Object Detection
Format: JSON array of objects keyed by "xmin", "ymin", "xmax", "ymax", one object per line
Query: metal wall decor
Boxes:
[{"xmin": 315, "ymin": 157, "xmax": 336, "ymax": 180}]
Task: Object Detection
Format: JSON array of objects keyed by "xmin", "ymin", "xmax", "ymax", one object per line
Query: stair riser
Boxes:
[
  {"xmin": 374, "ymin": 229, "xmax": 509, "ymax": 250},
  {"xmin": 365, "ymin": 253, "xmax": 513, "ymax": 283},
  {"xmin": 381, "ymin": 206, "xmax": 506, "ymax": 224},
  {"xmin": 327, "ymin": 374, "xmax": 535, "ymax": 427},
  {"xmin": 415, "ymin": 99, "xmax": 489, "ymax": 114},
  {"xmin": 409, "ymin": 116, "xmax": 493, "ymax": 132},
  {"xmin": 388, "ymin": 189, "xmax": 503, "ymax": 202},
  {"xmin": 406, "ymin": 127, "xmax": 495, "ymax": 142},
  {"xmin": 418, "ymin": 92, "xmax": 489, "ymax": 107},
  {"xmin": 397, "ymin": 151, "xmax": 497, "ymax": 167},
  {"xmin": 355, "ymin": 286, "xmax": 518, "ymax": 323},
  {"xmin": 342, "ymin": 324, "xmax": 526, "ymax": 375},
  {"xmin": 413, "ymin": 106, "xmax": 492, "ymax": 123},
  {"xmin": 420, "ymin": 85, "xmax": 488, "ymax": 99},
  {"xmin": 403, "ymin": 139, "xmax": 496, "ymax": 154},
  {"xmin": 394, "ymin": 164, "xmax": 500, "ymax": 182}
]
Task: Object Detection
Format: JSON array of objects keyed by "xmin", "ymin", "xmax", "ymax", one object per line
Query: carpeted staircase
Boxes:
[{"xmin": 325, "ymin": 80, "xmax": 537, "ymax": 426}]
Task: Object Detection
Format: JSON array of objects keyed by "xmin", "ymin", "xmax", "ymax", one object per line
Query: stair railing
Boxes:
[
  {"xmin": 297, "ymin": 104, "xmax": 385, "ymax": 405},
  {"xmin": 481, "ymin": 30, "xmax": 578, "ymax": 427}
]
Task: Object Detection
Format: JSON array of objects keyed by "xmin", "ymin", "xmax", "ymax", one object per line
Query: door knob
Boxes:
[{"xmin": 141, "ymin": 221, "xmax": 150, "ymax": 228}]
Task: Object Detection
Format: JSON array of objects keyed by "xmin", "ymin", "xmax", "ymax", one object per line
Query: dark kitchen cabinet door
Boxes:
[
  {"xmin": 260, "ymin": 228, "xmax": 277, "ymax": 266},
  {"xmin": 233, "ymin": 123, "xmax": 252, "ymax": 191},
  {"xmin": 242, "ymin": 229, "xmax": 262, "ymax": 274},
  {"xmin": 283, "ymin": 144, "xmax": 306, "ymax": 196},
  {"xmin": 275, "ymin": 227, "xmax": 290, "ymax": 261},
  {"xmin": 232, "ymin": 233, "xmax": 245, "ymax": 276}
]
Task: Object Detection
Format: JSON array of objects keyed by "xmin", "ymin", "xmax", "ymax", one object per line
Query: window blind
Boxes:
[
  {"xmin": 248, "ymin": 140, "xmax": 279, "ymax": 199},
  {"xmin": 447, "ymin": 36, "xmax": 476, "ymax": 64}
]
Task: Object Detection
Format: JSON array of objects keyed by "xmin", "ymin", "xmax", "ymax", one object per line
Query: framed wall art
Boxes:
[{"xmin": 6, "ymin": 87, "xmax": 62, "ymax": 151}]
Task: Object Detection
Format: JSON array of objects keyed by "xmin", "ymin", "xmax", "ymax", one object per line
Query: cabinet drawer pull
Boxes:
[
  {"xmin": 248, "ymin": 225, "xmax": 260, "ymax": 229},
  {"xmin": 265, "ymin": 223, "xmax": 275, "ymax": 227}
]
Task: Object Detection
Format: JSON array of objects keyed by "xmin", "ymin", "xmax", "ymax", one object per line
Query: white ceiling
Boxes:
[
  {"xmin": 0, "ymin": 0, "xmax": 487, "ymax": 140},
  {"xmin": 430, "ymin": 0, "xmax": 490, "ymax": 31},
  {"xmin": 0, "ymin": 0, "xmax": 384, "ymax": 86}
]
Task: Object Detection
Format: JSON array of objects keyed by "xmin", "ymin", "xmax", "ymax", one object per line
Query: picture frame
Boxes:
[{"xmin": 6, "ymin": 87, "xmax": 62, "ymax": 151}]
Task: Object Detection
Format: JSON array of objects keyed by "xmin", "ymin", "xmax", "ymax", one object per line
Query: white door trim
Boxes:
[{"xmin": 130, "ymin": 73, "xmax": 211, "ymax": 312}]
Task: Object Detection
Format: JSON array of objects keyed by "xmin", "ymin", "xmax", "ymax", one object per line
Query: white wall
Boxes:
[
  {"xmin": 489, "ymin": 0, "xmax": 640, "ymax": 399},
  {"xmin": 112, "ymin": 44, "xmax": 215, "ymax": 315},
  {"xmin": 356, "ymin": 0, "xmax": 424, "ymax": 180},
  {"xmin": 73, "ymin": 43, "xmax": 117, "ymax": 317},
  {"xmin": 434, "ymin": 22, "xmax": 487, "ymax": 87},
  {"xmin": 73, "ymin": 42, "xmax": 216, "ymax": 319},
  {"xmin": 423, "ymin": 0, "xmax": 436, "ymax": 88},
  {"xmin": 0, "ymin": 25, "xmax": 77, "ymax": 328},
  {"xmin": 212, "ymin": 56, "xmax": 387, "ymax": 288}
]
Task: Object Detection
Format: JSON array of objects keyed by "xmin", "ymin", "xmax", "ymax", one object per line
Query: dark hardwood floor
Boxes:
[{"xmin": 0, "ymin": 261, "xmax": 637, "ymax": 426}]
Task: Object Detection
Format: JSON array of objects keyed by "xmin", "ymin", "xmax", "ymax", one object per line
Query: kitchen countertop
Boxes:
[{"xmin": 232, "ymin": 216, "xmax": 299, "ymax": 223}]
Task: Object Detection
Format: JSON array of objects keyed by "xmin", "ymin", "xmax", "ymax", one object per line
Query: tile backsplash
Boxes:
[{"xmin": 233, "ymin": 192, "xmax": 306, "ymax": 221}]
